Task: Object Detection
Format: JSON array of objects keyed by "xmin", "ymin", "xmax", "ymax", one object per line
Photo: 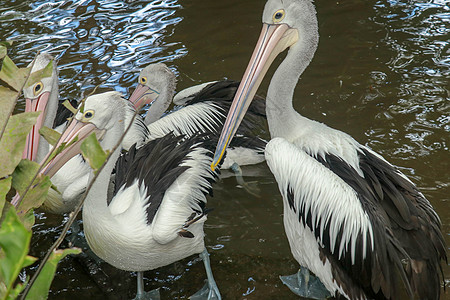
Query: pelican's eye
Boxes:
[
  {"xmin": 273, "ymin": 9, "xmax": 285, "ymax": 22},
  {"xmin": 83, "ymin": 110, "xmax": 95, "ymax": 121},
  {"xmin": 140, "ymin": 76, "xmax": 147, "ymax": 85},
  {"xmin": 33, "ymin": 81, "xmax": 43, "ymax": 96}
]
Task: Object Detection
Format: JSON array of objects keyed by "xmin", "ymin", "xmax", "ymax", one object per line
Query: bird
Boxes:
[
  {"xmin": 210, "ymin": 0, "xmax": 446, "ymax": 299},
  {"xmin": 21, "ymin": 52, "xmax": 59, "ymax": 163},
  {"xmin": 128, "ymin": 62, "xmax": 267, "ymax": 171},
  {"xmin": 18, "ymin": 52, "xmax": 148, "ymax": 213},
  {"xmin": 14, "ymin": 52, "xmax": 91, "ymax": 213},
  {"xmin": 41, "ymin": 91, "xmax": 223, "ymax": 300}
]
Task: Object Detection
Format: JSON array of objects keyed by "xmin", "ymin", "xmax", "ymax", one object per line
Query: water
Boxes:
[{"xmin": 1, "ymin": 0, "xmax": 449, "ymax": 298}]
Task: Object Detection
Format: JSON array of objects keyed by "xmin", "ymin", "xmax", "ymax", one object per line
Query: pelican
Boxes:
[
  {"xmin": 13, "ymin": 53, "xmax": 89, "ymax": 213},
  {"xmin": 22, "ymin": 53, "xmax": 59, "ymax": 162},
  {"xmin": 211, "ymin": 0, "xmax": 446, "ymax": 299},
  {"xmin": 41, "ymin": 91, "xmax": 222, "ymax": 300},
  {"xmin": 128, "ymin": 63, "xmax": 267, "ymax": 170},
  {"xmin": 19, "ymin": 53, "xmax": 148, "ymax": 213}
]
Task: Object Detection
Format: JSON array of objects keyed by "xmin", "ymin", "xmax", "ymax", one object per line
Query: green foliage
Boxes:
[
  {"xmin": 0, "ymin": 46, "xmax": 6, "ymax": 60},
  {"xmin": 12, "ymin": 160, "xmax": 51, "ymax": 217},
  {"xmin": 62, "ymin": 100, "xmax": 77, "ymax": 115},
  {"xmin": 39, "ymin": 126, "xmax": 61, "ymax": 147},
  {"xmin": 0, "ymin": 112, "xmax": 40, "ymax": 179},
  {"xmin": 0, "ymin": 87, "xmax": 18, "ymax": 134},
  {"xmin": 80, "ymin": 133, "xmax": 108, "ymax": 173},
  {"xmin": 0, "ymin": 207, "xmax": 37, "ymax": 299},
  {"xmin": 0, "ymin": 42, "xmax": 12, "ymax": 60},
  {"xmin": 0, "ymin": 177, "xmax": 11, "ymax": 218},
  {"xmin": 0, "ymin": 56, "xmax": 29, "ymax": 92},
  {"xmin": 25, "ymin": 248, "xmax": 81, "ymax": 300},
  {"xmin": 0, "ymin": 46, "xmax": 82, "ymax": 300}
]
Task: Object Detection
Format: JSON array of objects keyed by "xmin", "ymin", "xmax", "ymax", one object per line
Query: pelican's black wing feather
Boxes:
[{"xmin": 312, "ymin": 147, "xmax": 446, "ymax": 300}]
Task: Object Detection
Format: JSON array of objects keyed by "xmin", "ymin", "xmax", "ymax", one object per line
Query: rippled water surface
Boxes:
[{"xmin": 1, "ymin": 0, "xmax": 449, "ymax": 298}]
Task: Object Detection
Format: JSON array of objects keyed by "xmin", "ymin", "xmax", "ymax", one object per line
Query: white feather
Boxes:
[
  {"xmin": 152, "ymin": 145, "xmax": 216, "ymax": 244},
  {"xmin": 147, "ymin": 102, "xmax": 224, "ymax": 140},
  {"xmin": 265, "ymin": 137, "xmax": 374, "ymax": 270}
]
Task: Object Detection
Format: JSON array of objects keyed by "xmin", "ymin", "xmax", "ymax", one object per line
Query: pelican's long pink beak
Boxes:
[
  {"xmin": 211, "ymin": 23, "xmax": 298, "ymax": 170},
  {"xmin": 22, "ymin": 92, "xmax": 51, "ymax": 161},
  {"xmin": 40, "ymin": 118, "xmax": 103, "ymax": 178},
  {"xmin": 129, "ymin": 83, "xmax": 160, "ymax": 110}
]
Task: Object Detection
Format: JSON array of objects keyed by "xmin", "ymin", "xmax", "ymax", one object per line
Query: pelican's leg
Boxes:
[
  {"xmin": 280, "ymin": 267, "xmax": 331, "ymax": 299},
  {"xmin": 230, "ymin": 163, "xmax": 260, "ymax": 197},
  {"xmin": 133, "ymin": 272, "xmax": 160, "ymax": 300},
  {"xmin": 190, "ymin": 249, "xmax": 221, "ymax": 300}
]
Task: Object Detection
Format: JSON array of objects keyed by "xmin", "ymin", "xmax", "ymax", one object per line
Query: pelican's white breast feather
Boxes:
[{"xmin": 265, "ymin": 138, "xmax": 374, "ymax": 264}]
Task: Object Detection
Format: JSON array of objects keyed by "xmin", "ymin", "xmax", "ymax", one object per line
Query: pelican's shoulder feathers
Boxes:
[{"xmin": 113, "ymin": 133, "xmax": 222, "ymax": 243}]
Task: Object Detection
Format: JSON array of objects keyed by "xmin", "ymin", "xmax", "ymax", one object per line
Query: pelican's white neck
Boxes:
[
  {"xmin": 144, "ymin": 84, "xmax": 175, "ymax": 125},
  {"xmin": 83, "ymin": 120, "xmax": 124, "ymax": 215},
  {"xmin": 266, "ymin": 18, "xmax": 319, "ymax": 140}
]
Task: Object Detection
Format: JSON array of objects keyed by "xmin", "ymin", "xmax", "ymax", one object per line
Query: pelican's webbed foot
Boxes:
[
  {"xmin": 133, "ymin": 289, "xmax": 160, "ymax": 300},
  {"xmin": 280, "ymin": 267, "xmax": 331, "ymax": 299},
  {"xmin": 189, "ymin": 281, "xmax": 221, "ymax": 300},
  {"xmin": 189, "ymin": 249, "xmax": 221, "ymax": 300}
]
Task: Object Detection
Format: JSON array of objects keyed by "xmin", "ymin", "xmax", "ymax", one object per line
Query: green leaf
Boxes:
[
  {"xmin": 26, "ymin": 248, "xmax": 81, "ymax": 300},
  {"xmin": 0, "ymin": 46, "xmax": 6, "ymax": 60},
  {"xmin": 0, "ymin": 210, "xmax": 35, "ymax": 297},
  {"xmin": 0, "ymin": 112, "xmax": 40, "ymax": 179},
  {"xmin": 22, "ymin": 255, "xmax": 38, "ymax": 269},
  {"xmin": 39, "ymin": 126, "xmax": 61, "ymax": 146},
  {"xmin": 0, "ymin": 207, "xmax": 34, "ymax": 297},
  {"xmin": 25, "ymin": 60, "xmax": 53, "ymax": 88},
  {"xmin": 17, "ymin": 176, "xmax": 51, "ymax": 217},
  {"xmin": 0, "ymin": 86, "xmax": 19, "ymax": 138},
  {"xmin": 0, "ymin": 41, "xmax": 13, "ymax": 48},
  {"xmin": 80, "ymin": 133, "xmax": 107, "ymax": 173},
  {"xmin": 11, "ymin": 160, "xmax": 40, "ymax": 194},
  {"xmin": 0, "ymin": 56, "xmax": 29, "ymax": 92},
  {"xmin": 12, "ymin": 160, "xmax": 51, "ymax": 216},
  {"xmin": 0, "ymin": 177, "xmax": 12, "ymax": 219},
  {"xmin": 20, "ymin": 209, "xmax": 36, "ymax": 231},
  {"xmin": 9, "ymin": 280, "xmax": 27, "ymax": 300},
  {"xmin": 62, "ymin": 100, "xmax": 77, "ymax": 115}
]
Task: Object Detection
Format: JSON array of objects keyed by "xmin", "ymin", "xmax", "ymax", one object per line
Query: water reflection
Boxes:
[
  {"xmin": 371, "ymin": 0, "xmax": 449, "ymax": 162},
  {"xmin": 0, "ymin": 0, "xmax": 448, "ymax": 298},
  {"xmin": 0, "ymin": 0, "xmax": 184, "ymax": 98}
]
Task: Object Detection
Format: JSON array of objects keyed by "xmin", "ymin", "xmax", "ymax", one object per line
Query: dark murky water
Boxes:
[{"xmin": 1, "ymin": 0, "xmax": 449, "ymax": 298}]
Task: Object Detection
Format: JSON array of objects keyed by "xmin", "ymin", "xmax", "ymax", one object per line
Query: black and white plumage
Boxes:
[
  {"xmin": 42, "ymin": 91, "xmax": 222, "ymax": 299},
  {"xmin": 212, "ymin": 0, "xmax": 446, "ymax": 299},
  {"xmin": 128, "ymin": 63, "xmax": 267, "ymax": 169}
]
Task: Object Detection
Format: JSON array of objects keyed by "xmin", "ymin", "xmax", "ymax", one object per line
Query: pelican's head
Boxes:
[
  {"xmin": 262, "ymin": 0, "xmax": 317, "ymax": 30},
  {"xmin": 211, "ymin": 0, "xmax": 318, "ymax": 170},
  {"xmin": 41, "ymin": 91, "xmax": 126, "ymax": 177},
  {"xmin": 129, "ymin": 63, "xmax": 176, "ymax": 110},
  {"xmin": 22, "ymin": 53, "xmax": 58, "ymax": 162}
]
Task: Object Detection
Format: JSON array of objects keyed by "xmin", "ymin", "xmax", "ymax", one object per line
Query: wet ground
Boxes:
[{"xmin": 1, "ymin": 0, "xmax": 449, "ymax": 298}]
